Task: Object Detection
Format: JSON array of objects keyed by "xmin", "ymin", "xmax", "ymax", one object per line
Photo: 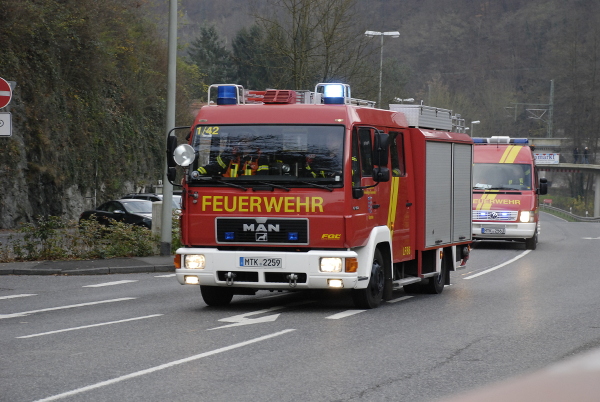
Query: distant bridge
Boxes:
[{"xmin": 537, "ymin": 163, "xmax": 600, "ymax": 217}]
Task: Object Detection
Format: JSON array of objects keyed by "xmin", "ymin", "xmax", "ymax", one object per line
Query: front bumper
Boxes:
[
  {"xmin": 472, "ymin": 221, "xmax": 537, "ymax": 240},
  {"xmin": 175, "ymin": 248, "xmax": 360, "ymax": 290}
]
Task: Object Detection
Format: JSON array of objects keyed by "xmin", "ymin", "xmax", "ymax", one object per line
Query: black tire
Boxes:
[
  {"xmin": 200, "ymin": 285, "xmax": 234, "ymax": 306},
  {"xmin": 352, "ymin": 249, "xmax": 386, "ymax": 309},
  {"xmin": 525, "ymin": 230, "xmax": 538, "ymax": 250},
  {"xmin": 423, "ymin": 263, "xmax": 446, "ymax": 294}
]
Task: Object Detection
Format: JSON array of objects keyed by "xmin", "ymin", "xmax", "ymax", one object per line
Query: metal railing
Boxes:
[{"xmin": 540, "ymin": 204, "xmax": 600, "ymax": 222}]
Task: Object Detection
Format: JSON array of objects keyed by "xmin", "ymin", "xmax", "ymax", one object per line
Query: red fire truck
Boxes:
[
  {"xmin": 167, "ymin": 83, "xmax": 472, "ymax": 308},
  {"xmin": 472, "ymin": 136, "xmax": 548, "ymax": 250}
]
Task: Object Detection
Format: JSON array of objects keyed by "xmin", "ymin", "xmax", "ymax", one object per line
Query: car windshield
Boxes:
[
  {"xmin": 121, "ymin": 200, "xmax": 153, "ymax": 214},
  {"xmin": 473, "ymin": 163, "xmax": 532, "ymax": 190},
  {"xmin": 190, "ymin": 125, "xmax": 344, "ymax": 185}
]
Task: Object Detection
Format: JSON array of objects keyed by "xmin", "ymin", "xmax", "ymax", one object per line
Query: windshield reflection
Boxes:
[
  {"xmin": 473, "ymin": 163, "xmax": 532, "ymax": 190},
  {"xmin": 190, "ymin": 125, "xmax": 344, "ymax": 186}
]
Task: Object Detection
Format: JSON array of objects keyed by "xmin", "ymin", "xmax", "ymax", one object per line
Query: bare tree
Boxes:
[{"xmin": 254, "ymin": 0, "xmax": 374, "ymax": 90}]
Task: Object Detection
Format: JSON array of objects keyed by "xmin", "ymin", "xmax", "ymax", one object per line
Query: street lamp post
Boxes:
[
  {"xmin": 471, "ymin": 120, "xmax": 480, "ymax": 137},
  {"xmin": 365, "ymin": 30, "xmax": 400, "ymax": 108}
]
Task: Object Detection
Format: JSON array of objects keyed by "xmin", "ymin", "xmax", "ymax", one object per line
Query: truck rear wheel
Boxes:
[
  {"xmin": 423, "ymin": 265, "xmax": 446, "ymax": 294},
  {"xmin": 200, "ymin": 285, "xmax": 234, "ymax": 306},
  {"xmin": 352, "ymin": 249, "xmax": 385, "ymax": 309}
]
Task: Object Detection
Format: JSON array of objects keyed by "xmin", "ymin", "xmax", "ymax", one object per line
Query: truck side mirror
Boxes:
[
  {"xmin": 167, "ymin": 167, "xmax": 177, "ymax": 183},
  {"xmin": 539, "ymin": 177, "xmax": 548, "ymax": 195},
  {"xmin": 373, "ymin": 132, "xmax": 390, "ymax": 166},
  {"xmin": 352, "ymin": 188, "xmax": 364, "ymax": 199},
  {"xmin": 372, "ymin": 167, "xmax": 390, "ymax": 182},
  {"xmin": 166, "ymin": 135, "xmax": 178, "ymax": 168}
]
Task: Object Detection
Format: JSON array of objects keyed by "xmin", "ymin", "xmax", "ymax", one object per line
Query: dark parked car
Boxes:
[
  {"xmin": 122, "ymin": 193, "xmax": 182, "ymax": 211},
  {"xmin": 79, "ymin": 199, "xmax": 153, "ymax": 229}
]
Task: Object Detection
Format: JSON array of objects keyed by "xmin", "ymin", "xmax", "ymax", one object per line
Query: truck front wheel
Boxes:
[
  {"xmin": 352, "ymin": 249, "xmax": 385, "ymax": 309},
  {"xmin": 200, "ymin": 285, "xmax": 234, "ymax": 306},
  {"xmin": 525, "ymin": 229, "xmax": 538, "ymax": 250}
]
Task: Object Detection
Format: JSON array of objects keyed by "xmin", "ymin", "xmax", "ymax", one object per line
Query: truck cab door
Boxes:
[
  {"xmin": 388, "ymin": 131, "xmax": 413, "ymax": 261},
  {"xmin": 347, "ymin": 127, "xmax": 380, "ymax": 244}
]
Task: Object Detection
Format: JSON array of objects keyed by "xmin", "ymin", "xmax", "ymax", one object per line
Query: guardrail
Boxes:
[{"xmin": 540, "ymin": 204, "xmax": 600, "ymax": 222}]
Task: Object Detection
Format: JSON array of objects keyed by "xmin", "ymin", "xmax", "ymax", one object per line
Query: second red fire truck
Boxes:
[
  {"xmin": 471, "ymin": 136, "xmax": 548, "ymax": 249},
  {"xmin": 167, "ymin": 83, "xmax": 472, "ymax": 308}
]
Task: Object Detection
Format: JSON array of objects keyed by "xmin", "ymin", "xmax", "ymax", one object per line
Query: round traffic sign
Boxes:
[{"xmin": 0, "ymin": 77, "xmax": 13, "ymax": 109}]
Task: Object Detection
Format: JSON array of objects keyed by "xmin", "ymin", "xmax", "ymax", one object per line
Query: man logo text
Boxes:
[{"xmin": 243, "ymin": 224, "xmax": 280, "ymax": 232}]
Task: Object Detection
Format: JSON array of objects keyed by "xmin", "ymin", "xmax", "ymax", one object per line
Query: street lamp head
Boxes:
[
  {"xmin": 384, "ymin": 31, "xmax": 400, "ymax": 38},
  {"xmin": 364, "ymin": 30, "xmax": 380, "ymax": 37},
  {"xmin": 472, "ymin": 120, "xmax": 481, "ymax": 124}
]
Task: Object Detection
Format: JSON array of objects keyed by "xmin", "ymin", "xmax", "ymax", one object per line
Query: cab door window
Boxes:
[
  {"xmin": 389, "ymin": 131, "xmax": 406, "ymax": 177},
  {"xmin": 357, "ymin": 127, "xmax": 373, "ymax": 177}
]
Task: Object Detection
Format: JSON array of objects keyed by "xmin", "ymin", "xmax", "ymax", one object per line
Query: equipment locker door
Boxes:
[{"xmin": 425, "ymin": 141, "xmax": 452, "ymax": 247}]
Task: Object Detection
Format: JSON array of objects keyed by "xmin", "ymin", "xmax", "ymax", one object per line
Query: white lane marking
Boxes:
[
  {"xmin": 463, "ymin": 250, "xmax": 532, "ymax": 280},
  {"xmin": 34, "ymin": 329, "xmax": 296, "ymax": 402},
  {"xmin": 326, "ymin": 310, "xmax": 366, "ymax": 319},
  {"xmin": 0, "ymin": 298, "xmax": 136, "ymax": 319},
  {"xmin": 209, "ymin": 306, "xmax": 285, "ymax": 330},
  {"xmin": 387, "ymin": 296, "xmax": 413, "ymax": 303},
  {"xmin": 0, "ymin": 294, "xmax": 37, "ymax": 300},
  {"xmin": 17, "ymin": 314, "xmax": 163, "ymax": 339},
  {"xmin": 83, "ymin": 280, "xmax": 138, "ymax": 288},
  {"xmin": 154, "ymin": 274, "xmax": 176, "ymax": 277},
  {"xmin": 582, "ymin": 237, "xmax": 600, "ymax": 240}
]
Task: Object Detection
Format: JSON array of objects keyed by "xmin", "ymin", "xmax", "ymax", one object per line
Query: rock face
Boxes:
[{"xmin": 0, "ymin": 90, "xmax": 165, "ymax": 229}]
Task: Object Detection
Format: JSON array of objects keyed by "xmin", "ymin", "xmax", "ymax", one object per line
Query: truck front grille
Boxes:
[
  {"xmin": 216, "ymin": 217, "xmax": 309, "ymax": 245},
  {"xmin": 472, "ymin": 210, "xmax": 518, "ymax": 221}
]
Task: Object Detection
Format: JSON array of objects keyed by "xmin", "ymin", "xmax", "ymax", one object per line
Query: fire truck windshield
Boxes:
[
  {"xmin": 473, "ymin": 163, "xmax": 532, "ymax": 190},
  {"xmin": 190, "ymin": 125, "xmax": 345, "ymax": 184}
]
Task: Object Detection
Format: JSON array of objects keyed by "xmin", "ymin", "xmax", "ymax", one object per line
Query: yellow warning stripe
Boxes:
[
  {"xmin": 387, "ymin": 176, "xmax": 400, "ymax": 238},
  {"xmin": 499, "ymin": 146, "xmax": 522, "ymax": 164},
  {"xmin": 475, "ymin": 193, "xmax": 497, "ymax": 210}
]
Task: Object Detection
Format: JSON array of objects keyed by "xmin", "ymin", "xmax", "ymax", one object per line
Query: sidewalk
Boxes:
[{"xmin": 0, "ymin": 255, "xmax": 175, "ymax": 276}]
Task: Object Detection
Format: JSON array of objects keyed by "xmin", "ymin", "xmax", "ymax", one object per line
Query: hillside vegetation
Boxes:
[{"xmin": 1, "ymin": 0, "xmax": 599, "ymax": 228}]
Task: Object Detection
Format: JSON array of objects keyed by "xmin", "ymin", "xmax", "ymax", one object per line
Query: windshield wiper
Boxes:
[
  {"xmin": 198, "ymin": 177, "xmax": 248, "ymax": 191},
  {"xmin": 256, "ymin": 181, "xmax": 291, "ymax": 191},
  {"xmin": 298, "ymin": 181, "xmax": 334, "ymax": 192}
]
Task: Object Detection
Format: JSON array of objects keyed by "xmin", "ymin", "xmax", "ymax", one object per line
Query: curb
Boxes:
[{"xmin": 0, "ymin": 265, "xmax": 175, "ymax": 276}]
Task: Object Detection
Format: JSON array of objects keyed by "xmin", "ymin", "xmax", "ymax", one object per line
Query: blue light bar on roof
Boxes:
[
  {"xmin": 316, "ymin": 83, "xmax": 350, "ymax": 105},
  {"xmin": 324, "ymin": 84, "xmax": 345, "ymax": 104},
  {"xmin": 473, "ymin": 137, "xmax": 529, "ymax": 144},
  {"xmin": 217, "ymin": 85, "xmax": 238, "ymax": 105}
]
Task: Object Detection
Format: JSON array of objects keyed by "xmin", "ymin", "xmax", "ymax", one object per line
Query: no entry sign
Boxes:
[{"xmin": 0, "ymin": 77, "xmax": 12, "ymax": 109}]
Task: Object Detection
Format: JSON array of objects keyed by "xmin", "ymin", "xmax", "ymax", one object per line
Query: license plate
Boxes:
[
  {"xmin": 239, "ymin": 257, "xmax": 283, "ymax": 268},
  {"xmin": 482, "ymin": 228, "xmax": 505, "ymax": 234}
]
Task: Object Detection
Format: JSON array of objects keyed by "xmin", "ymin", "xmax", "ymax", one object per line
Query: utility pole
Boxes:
[
  {"xmin": 548, "ymin": 79, "xmax": 554, "ymax": 138},
  {"xmin": 160, "ymin": 0, "xmax": 177, "ymax": 256}
]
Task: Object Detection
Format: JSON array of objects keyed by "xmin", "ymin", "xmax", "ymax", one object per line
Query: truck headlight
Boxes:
[
  {"xmin": 519, "ymin": 211, "xmax": 532, "ymax": 223},
  {"xmin": 320, "ymin": 257, "xmax": 343, "ymax": 272},
  {"xmin": 185, "ymin": 254, "xmax": 206, "ymax": 269}
]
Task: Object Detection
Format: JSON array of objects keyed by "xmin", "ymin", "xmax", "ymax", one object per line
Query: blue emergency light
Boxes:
[
  {"xmin": 323, "ymin": 84, "xmax": 345, "ymax": 104},
  {"xmin": 217, "ymin": 85, "xmax": 238, "ymax": 105},
  {"xmin": 288, "ymin": 232, "xmax": 299, "ymax": 241},
  {"xmin": 224, "ymin": 232, "xmax": 235, "ymax": 240},
  {"xmin": 316, "ymin": 83, "xmax": 350, "ymax": 105},
  {"xmin": 473, "ymin": 137, "xmax": 529, "ymax": 144}
]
